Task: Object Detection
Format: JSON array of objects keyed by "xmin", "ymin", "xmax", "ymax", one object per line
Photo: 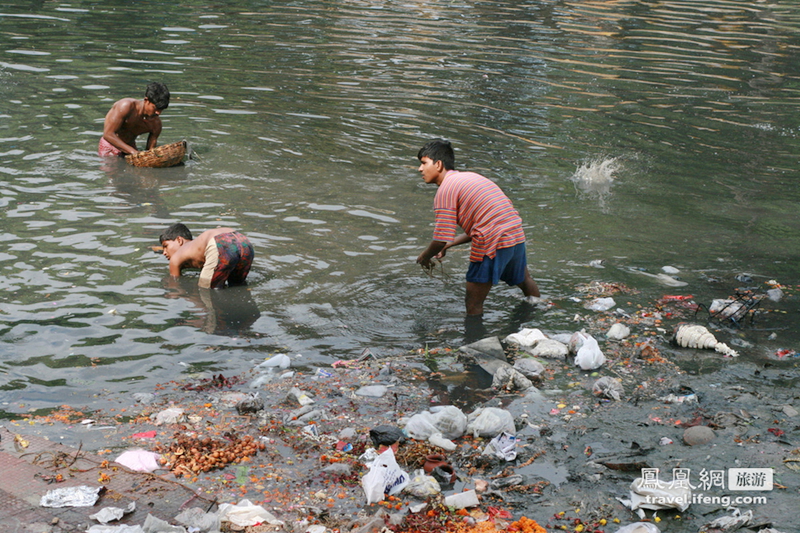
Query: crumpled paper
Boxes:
[{"xmin": 40, "ymin": 485, "xmax": 103, "ymax": 508}]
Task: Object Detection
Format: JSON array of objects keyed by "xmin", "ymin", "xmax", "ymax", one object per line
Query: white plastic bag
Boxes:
[
  {"xmin": 466, "ymin": 407, "xmax": 516, "ymax": 438},
  {"xmin": 575, "ymin": 335, "xmax": 606, "ymax": 370},
  {"xmin": 404, "ymin": 411, "xmax": 438, "ymax": 440},
  {"xmin": 361, "ymin": 448, "xmax": 409, "ymax": 504},
  {"xmin": 430, "ymin": 405, "xmax": 467, "ymax": 440},
  {"xmin": 503, "ymin": 328, "xmax": 546, "ymax": 347}
]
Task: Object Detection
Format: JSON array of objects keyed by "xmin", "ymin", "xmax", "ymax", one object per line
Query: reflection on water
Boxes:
[
  {"xmin": 1, "ymin": 0, "xmax": 799, "ymax": 414},
  {"xmin": 162, "ymin": 276, "xmax": 260, "ymax": 337}
]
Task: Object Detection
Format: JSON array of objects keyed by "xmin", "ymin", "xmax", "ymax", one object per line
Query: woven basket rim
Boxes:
[{"xmin": 125, "ymin": 140, "xmax": 187, "ymax": 168}]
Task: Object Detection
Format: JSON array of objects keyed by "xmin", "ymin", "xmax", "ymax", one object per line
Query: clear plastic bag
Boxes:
[{"xmin": 404, "ymin": 469, "xmax": 441, "ymax": 498}]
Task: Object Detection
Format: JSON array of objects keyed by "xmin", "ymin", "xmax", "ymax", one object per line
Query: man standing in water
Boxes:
[
  {"xmin": 415, "ymin": 139, "xmax": 540, "ymax": 318},
  {"xmin": 98, "ymin": 82, "xmax": 170, "ymax": 157}
]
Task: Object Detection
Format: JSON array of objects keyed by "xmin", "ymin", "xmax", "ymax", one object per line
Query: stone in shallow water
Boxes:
[{"xmin": 683, "ymin": 425, "xmax": 715, "ymax": 446}]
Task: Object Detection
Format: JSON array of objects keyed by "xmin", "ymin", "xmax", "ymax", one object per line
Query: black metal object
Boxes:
[{"xmin": 693, "ymin": 291, "xmax": 763, "ymax": 327}]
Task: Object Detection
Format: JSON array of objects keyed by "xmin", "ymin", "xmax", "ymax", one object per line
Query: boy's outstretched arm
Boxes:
[{"xmin": 436, "ymin": 233, "xmax": 471, "ymax": 259}]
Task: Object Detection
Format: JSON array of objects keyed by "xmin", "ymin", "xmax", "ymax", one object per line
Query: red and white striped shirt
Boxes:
[{"xmin": 432, "ymin": 170, "xmax": 525, "ymax": 262}]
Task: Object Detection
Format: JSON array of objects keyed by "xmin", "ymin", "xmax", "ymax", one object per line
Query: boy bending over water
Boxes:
[{"xmin": 159, "ymin": 223, "xmax": 254, "ymax": 289}]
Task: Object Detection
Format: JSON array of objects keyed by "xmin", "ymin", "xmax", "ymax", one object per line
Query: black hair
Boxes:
[
  {"xmin": 145, "ymin": 82, "xmax": 170, "ymax": 110},
  {"xmin": 159, "ymin": 222, "xmax": 192, "ymax": 243},
  {"xmin": 417, "ymin": 139, "xmax": 455, "ymax": 171}
]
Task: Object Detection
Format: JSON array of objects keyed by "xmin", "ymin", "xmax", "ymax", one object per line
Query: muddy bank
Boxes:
[{"xmin": 2, "ymin": 287, "xmax": 798, "ymax": 533}]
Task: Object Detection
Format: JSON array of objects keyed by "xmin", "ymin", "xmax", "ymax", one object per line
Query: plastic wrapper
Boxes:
[{"xmin": 40, "ymin": 485, "xmax": 103, "ymax": 508}]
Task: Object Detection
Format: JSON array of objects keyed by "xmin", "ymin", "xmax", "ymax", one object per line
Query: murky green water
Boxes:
[{"xmin": 1, "ymin": 0, "xmax": 798, "ymax": 416}]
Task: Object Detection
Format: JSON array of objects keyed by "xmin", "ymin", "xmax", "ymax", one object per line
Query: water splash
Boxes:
[{"xmin": 569, "ymin": 157, "xmax": 622, "ymax": 210}]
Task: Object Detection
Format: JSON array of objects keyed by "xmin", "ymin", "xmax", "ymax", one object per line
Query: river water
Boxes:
[{"xmin": 1, "ymin": 0, "xmax": 798, "ymax": 417}]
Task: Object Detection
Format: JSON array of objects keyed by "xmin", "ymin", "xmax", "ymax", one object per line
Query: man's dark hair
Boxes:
[
  {"xmin": 160, "ymin": 222, "xmax": 192, "ymax": 243},
  {"xmin": 145, "ymin": 82, "xmax": 170, "ymax": 110},
  {"xmin": 417, "ymin": 139, "xmax": 455, "ymax": 171}
]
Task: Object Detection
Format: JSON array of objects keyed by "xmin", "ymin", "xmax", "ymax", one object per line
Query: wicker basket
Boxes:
[{"xmin": 125, "ymin": 140, "xmax": 187, "ymax": 168}]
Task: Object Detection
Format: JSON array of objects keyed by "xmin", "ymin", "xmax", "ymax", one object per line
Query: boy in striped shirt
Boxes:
[{"xmin": 415, "ymin": 139, "xmax": 540, "ymax": 316}]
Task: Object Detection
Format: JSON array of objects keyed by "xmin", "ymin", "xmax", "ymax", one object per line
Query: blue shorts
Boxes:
[{"xmin": 466, "ymin": 242, "xmax": 528, "ymax": 286}]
